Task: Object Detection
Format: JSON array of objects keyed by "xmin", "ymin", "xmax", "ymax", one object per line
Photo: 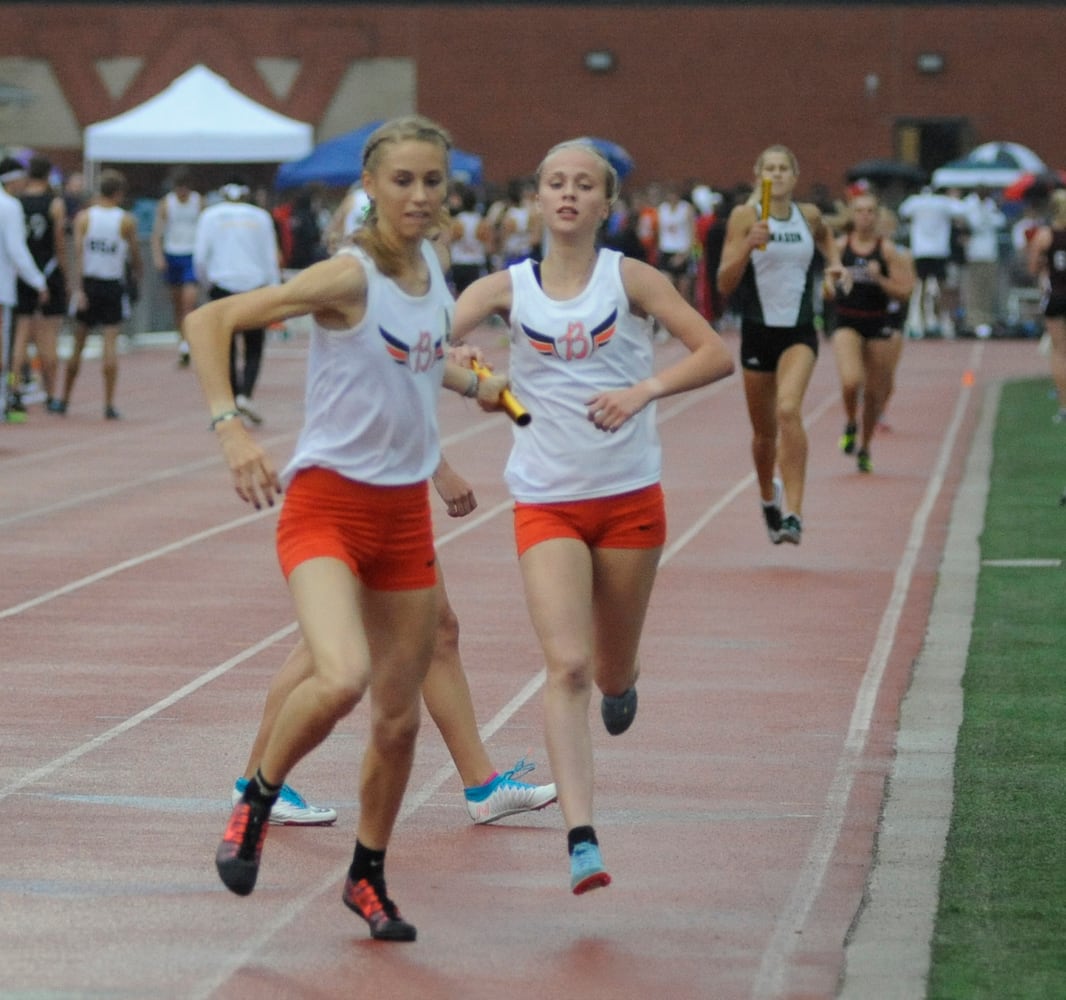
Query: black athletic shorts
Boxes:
[
  {"xmin": 657, "ymin": 251, "xmax": 690, "ymax": 278},
  {"xmin": 15, "ymin": 267, "xmax": 68, "ymax": 317},
  {"xmin": 832, "ymin": 310, "xmax": 896, "ymax": 340},
  {"xmin": 740, "ymin": 320, "xmax": 818, "ymax": 372},
  {"xmin": 76, "ymin": 277, "xmax": 126, "ymax": 327},
  {"xmin": 1044, "ymin": 294, "xmax": 1066, "ymax": 319},
  {"xmin": 914, "ymin": 257, "xmax": 948, "ymax": 281}
]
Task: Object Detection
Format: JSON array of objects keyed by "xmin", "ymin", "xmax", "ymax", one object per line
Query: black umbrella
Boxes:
[{"xmin": 845, "ymin": 159, "xmax": 928, "ymax": 185}]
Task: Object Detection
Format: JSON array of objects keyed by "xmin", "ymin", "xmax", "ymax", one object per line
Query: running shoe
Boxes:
[
  {"xmin": 215, "ymin": 794, "xmax": 271, "ymax": 896},
  {"xmin": 762, "ymin": 477, "xmax": 784, "ymax": 544},
  {"xmin": 856, "ymin": 450, "xmax": 873, "ymax": 474},
  {"xmin": 50, "ymin": 399, "xmax": 67, "ymax": 415},
  {"xmin": 104, "ymin": 406, "xmax": 121, "ymax": 420},
  {"xmin": 463, "ymin": 757, "xmax": 557, "ymax": 824},
  {"xmin": 778, "ymin": 513, "xmax": 803, "ymax": 545},
  {"xmin": 233, "ymin": 777, "xmax": 337, "ymax": 826},
  {"xmin": 839, "ymin": 422, "xmax": 857, "ymax": 455},
  {"xmin": 342, "ymin": 876, "xmax": 417, "ymax": 941},
  {"xmin": 5, "ymin": 403, "xmax": 27, "ymax": 424},
  {"xmin": 1053, "ymin": 409, "xmax": 1066, "ymax": 425},
  {"xmin": 600, "ymin": 687, "xmax": 638, "ymax": 735},
  {"xmin": 570, "ymin": 842, "xmax": 611, "ymax": 895},
  {"xmin": 235, "ymin": 394, "xmax": 263, "ymax": 425}
]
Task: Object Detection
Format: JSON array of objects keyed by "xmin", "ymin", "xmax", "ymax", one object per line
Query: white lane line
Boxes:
[
  {"xmin": 0, "ymin": 416, "xmax": 199, "ymax": 469},
  {"xmin": 0, "ymin": 501, "xmax": 512, "ymax": 808},
  {"xmin": 0, "ymin": 452, "xmax": 236, "ymax": 530},
  {"xmin": 0, "ymin": 421, "xmax": 515, "ymax": 618},
  {"xmin": 0, "ymin": 431, "xmax": 292, "ymax": 529},
  {"xmin": 0, "ymin": 378, "xmax": 739, "ymax": 619},
  {"xmin": 0, "ymin": 623, "xmax": 299, "ymax": 804},
  {"xmin": 0, "ymin": 378, "xmax": 829, "ymax": 809},
  {"xmin": 0, "ymin": 416, "xmax": 499, "ymax": 530},
  {"xmin": 0, "ymin": 508, "xmax": 274, "ymax": 621},
  {"xmin": 189, "ymin": 385, "xmax": 845, "ymax": 1000},
  {"xmin": 661, "ymin": 387, "xmax": 837, "ymax": 561},
  {"xmin": 981, "ymin": 558, "xmax": 1061, "ymax": 568},
  {"xmin": 5, "ymin": 369, "xmax": 842, "ymax": 998},
  {"xmin": 752, "ymin": 343, "xmax": 982, "ymax": 997}
]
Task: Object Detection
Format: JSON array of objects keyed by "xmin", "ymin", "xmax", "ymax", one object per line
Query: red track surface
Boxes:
[{"xmin": 0, "ymin": 328, "xmax": 1047, "ymax": 999}]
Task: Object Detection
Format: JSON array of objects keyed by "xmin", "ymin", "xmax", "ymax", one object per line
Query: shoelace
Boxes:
[
  {"xmin": 223, "ymin": 802, "xmax": 266, "ymax": 858},
  {"xmin": 278, "ymin": 784, "xmax": 307, "ymax": 807},
  {"xmin": 223, "ymin": 805, "xmax": 249, "ymax": 843},
  {"xmin": 498, "ymin": 755, "xmax": 537, "ymax": 784},
  {"xmin": 349, "ymin": 879, "xmax": 398, "ymax": 922}
]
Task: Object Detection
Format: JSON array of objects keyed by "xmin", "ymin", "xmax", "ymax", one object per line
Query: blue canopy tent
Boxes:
[{"xmin": 275, "ymin": 121, "xmax": 483, "ymax": 190}]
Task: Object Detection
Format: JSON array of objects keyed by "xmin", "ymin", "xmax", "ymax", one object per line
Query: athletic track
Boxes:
[{"xmin": 0, "ymin": 325, "xmax": 1046, "ymax": 999}]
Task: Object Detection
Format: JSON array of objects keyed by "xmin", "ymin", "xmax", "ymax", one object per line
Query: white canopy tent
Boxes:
[
  {"xmin": 82, "ymin": 64, "xmax": 313, "ymax": 184},
  {"xmin": 930, "ymin": 141, "xmax": 1046, "ymax": 190}
]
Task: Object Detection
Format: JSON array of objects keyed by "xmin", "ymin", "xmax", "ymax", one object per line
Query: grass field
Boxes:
[{"xmin": 926, "ymin": 378, "xmax": 1066, "ymax": 999}]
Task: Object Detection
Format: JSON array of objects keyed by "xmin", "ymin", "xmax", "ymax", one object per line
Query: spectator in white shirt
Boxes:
[
  {"xmin": 656, "ymin": 183, "xmax": 696, "ymax": 305},
  {"xmin": 899, "ymin": 186, "xmax": 969, "ymax": 337},
  {"xmin": 193, "ymin": 178, "xmax": 281, "ymax": 425},
  {"xmin": 962, "ymin": 186, "xmax": 1006, "ymax": 337},
  {"xmin": 0, "ymin": 157, "xmax": 47, "ymax": 422}
]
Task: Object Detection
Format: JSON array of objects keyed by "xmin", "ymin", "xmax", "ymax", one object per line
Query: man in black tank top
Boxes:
[{"xmin": 12, "ymin": 156, "xmax": 68, "ymax": 415}]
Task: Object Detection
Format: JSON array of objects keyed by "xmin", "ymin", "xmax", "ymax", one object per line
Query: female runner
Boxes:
[
  {"xmin": 827, "ymin": 190, "xmax": 915, "ymax": 472},
  {"xmin": 717, "ymin": 145, "xmax": 847, "ymax": 544},
  {"xmin": 186, "ymin": 116, "xmax": 495, "ymax": 942},
  {"xmin": 452, "ymin": 140, "xmax": 733, "ymax": 894},
  {"xmin": 1027, "ymin": 189, "xmax": 1066, "ymax": 423}
]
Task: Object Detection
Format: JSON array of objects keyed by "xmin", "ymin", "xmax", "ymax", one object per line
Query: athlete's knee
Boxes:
[
  {"xmin": 776, "ymin": 398, "xmax": 804, "ymax": 426},
  {"xmin": 546, "ymin": 649, "xmax": 594, "ymax": 696},
  {"xmin": 433, "ymin": 594, "xmax": 460, "ymax": 657},
  {"xmin": 840, "ymin": 373, "xmax": 862, "ymax": 397},
  {"xmin": 370, "ymin": 703, "xmax": 421, "ymax": 756},
  {"xmin": 312, "ymin": 661, "xmax": 370, "ymax": 717},
  {"xmin": 324, "ymin": 679, "xmax": 365, "ymax": 718}
]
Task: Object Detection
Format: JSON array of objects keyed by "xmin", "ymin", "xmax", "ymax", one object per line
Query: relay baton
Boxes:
[
  {"xmin": 757, "ymin": 178, "xmax": 772, "ymax": 250},
  {"xmin": 470, "ymin": 359, "xmax": 531, "ymax": 426}
]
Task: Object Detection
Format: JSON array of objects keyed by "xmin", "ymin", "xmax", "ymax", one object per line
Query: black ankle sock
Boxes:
[
  {"xmin": 246, "ymin": 768, "xmax": 281, "ymax": 804},
  {"xmin": 567, "ymin": 825, "xmax": 598, "ymax": 855},
  {"xmin": 349, "ymin": 840, "xmax": 386, "ymax": 883}
]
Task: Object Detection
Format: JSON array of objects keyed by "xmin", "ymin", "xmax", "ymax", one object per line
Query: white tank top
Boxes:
[
  {"xmin": 282, "ymin": 241, "xmax": 453, "ymax": 486},
  {"xmin": 657, "ymin": 200, "xmax": 693, "ymax": 254},
  {"xmin": 746, "ymin": 202, "xmax": 815, "ymax": 326},
  {"xmin": 505, "ymin": 248, "xmax": 661, "ymax": 502},
  {"xmin": 162, "ymin": 191, "xmax": 201, "ymax": 255},
  {"xmin": 502, "ymin": 205, "xmax": 533, "ymax": 261},
  {"xmin": 81, "ymin": 205, "xmax": 128, "ymax": 281},
  {"xmin": 450, "ymin": 211, "xmax": 487, "ymax": 267}
]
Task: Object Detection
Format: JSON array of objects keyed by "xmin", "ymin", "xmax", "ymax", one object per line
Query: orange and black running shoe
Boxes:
[
  {"xmin": 342, "ymin": 876, "xmax": 417, "ymax": 941},
  {"xmin": 215, "ymin": 795, "xmax": 271, "ymax": 896}
]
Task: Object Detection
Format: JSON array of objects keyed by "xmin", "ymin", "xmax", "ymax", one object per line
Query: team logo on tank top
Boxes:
[
  {"xmin": 520, "ymin": 309, "xmax": 618, "ymax": 361},
  {"xmin": 379, "ymin": 326, "xmax": 445, "ymax": 373}
]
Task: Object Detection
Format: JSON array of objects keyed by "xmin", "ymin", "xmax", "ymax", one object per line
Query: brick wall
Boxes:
[{"xmin": 0, "ymin": 4, "xmax": 1060, "ymax": 197}]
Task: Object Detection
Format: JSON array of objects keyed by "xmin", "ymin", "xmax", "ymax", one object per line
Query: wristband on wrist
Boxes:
[
  {"xmin": 462, "ymin": 369, "xmax": 479, "ymax": 398},
  {"xmin": 209, "ymin": 409, "xmax": 242, "ymax": 430}
]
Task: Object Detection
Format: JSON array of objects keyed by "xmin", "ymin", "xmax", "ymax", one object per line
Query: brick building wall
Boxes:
[{"xmin": 0, "ymin": 3, "xmax": 1060, "ymax": 197}]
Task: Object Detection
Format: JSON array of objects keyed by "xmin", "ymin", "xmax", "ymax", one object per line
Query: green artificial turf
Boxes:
[{"xmin": 927, "ymin": 378, "xmax": 1066, "ymax": 999}]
